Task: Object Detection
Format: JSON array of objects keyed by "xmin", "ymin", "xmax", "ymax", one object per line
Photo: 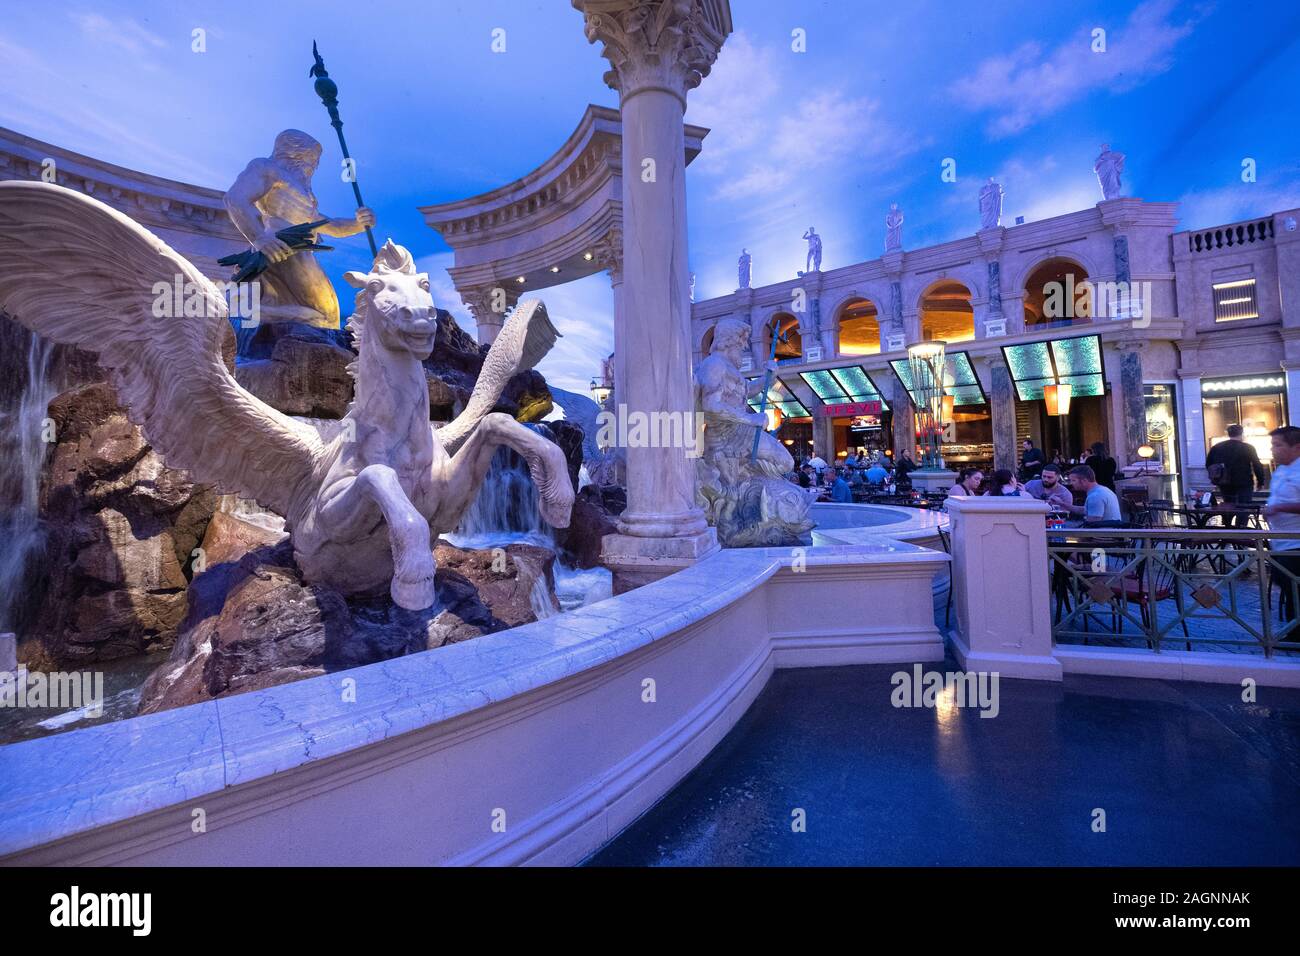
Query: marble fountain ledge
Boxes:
[{"xmin": 0, "ymin": 536, "xmax": 947, "ymax": 865}]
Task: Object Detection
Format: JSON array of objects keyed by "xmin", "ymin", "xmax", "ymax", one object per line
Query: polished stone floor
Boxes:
[{"xmin": 587, "ymin": 654, "xmax": 1300, "ymax": 866}]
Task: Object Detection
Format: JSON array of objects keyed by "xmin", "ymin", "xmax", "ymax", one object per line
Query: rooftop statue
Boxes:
[
  {"xmin": 885, "ymin": 202, "xmax": 904, "ymax": 252},
  {"xmin": 224, "ymin": 129, "xmax": 376, "ymax": 328},
  {"xmin": 1094, "ymin": 144, "xmax": 1126, "ymax": 201},
  {"xmin": 695, "ymin": 318, "xmax": 816, "ymax": 547},
  {"xmin": 803, "ymin": 226, "xmax": 822, "ymax": 272},
  {"xmin": 0, "ymin": 181, "xmax": 574, "ymax": 611},
  {"xmin": 738, "ymin": 247, "xmax": 752, "ymax": 289},
  {"xmin": 979, "ymin": 178, "xmax": 1003, "ymax": 230}
]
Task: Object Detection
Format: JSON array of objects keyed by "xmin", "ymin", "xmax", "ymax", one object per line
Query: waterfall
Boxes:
[
  {"xmin": 0, "ymin": 333, "xmax": 55, "ymax": 633},
  {"xmin": 451, "ymin": 446, "xmax": 553, "ymax": 549}
]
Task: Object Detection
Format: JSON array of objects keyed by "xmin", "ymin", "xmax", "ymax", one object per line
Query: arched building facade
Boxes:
[{"xmin": 693, "ymin": 197, "xmax": 1300, "ymax": 487}]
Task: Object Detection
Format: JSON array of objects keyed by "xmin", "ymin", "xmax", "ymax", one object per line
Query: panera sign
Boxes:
[{"xmin": 815, "ymin": 400, "xmax": 882, "ymax": 418}]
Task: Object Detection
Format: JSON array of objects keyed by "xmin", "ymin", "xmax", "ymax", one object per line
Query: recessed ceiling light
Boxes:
[
  {"xmin": 550, "ymin": 266, "xmax": 560, "ymax": 273},
  {"xmin": 516, "ymin": 276, "xmax": 526, "ymax": 283},
  {"xmin": 583, "ymin": 252, "xmax": 593, "ymax": 261}
]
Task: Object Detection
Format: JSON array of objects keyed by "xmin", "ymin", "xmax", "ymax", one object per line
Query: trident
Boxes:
[
  {"xmin": 750, "ymin": 318, "xmax": 788, "ymax": 461},
  {"xmin": 310, "ymin": 41, "xmax": 378, "ymax": 258}
]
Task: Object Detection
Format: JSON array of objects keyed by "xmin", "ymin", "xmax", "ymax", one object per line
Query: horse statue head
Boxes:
[{"xmin": 344, "ymin": 240, "xmax": 437, "ymax": 359}]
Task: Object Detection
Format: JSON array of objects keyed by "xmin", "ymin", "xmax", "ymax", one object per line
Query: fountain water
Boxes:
[
  {"xmin": 450, "ymin": 442, "xmax": 612, "ymax": 611},
  {"xmin": 452, "ymin": 446, "xmax": 552, "ymax": 550},
  {"xmin": 0, "ymin": 332, "xmax": 55, "ymax": 633}
]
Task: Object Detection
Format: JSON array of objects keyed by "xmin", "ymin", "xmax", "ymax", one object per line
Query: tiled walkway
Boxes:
[{"xmin": 588, "ymin": 653, "xmax": 1300, "ymax": 866}]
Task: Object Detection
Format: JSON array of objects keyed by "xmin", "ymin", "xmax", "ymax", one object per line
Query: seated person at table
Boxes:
[
  {"xmin": 985, "ymin": 468, "xmax": 1025, "ymax": 496},
  {"xmin": 828, "ymin": 467, "xmax": 853, "ymax": 502},
  {"xmin": 1024, "ymin": 464, "xmax": 1075, "ymax": 512},
  {"xmin": 796, "ymin": 464, "xmax": 813, "ymax": 488},
  {"xmin": 947, "ymin": 468, "xmax": 983, "ymax": 498},
  {"xmin": 1067, "ymin": 464, "xmax": 1123, "ymax": 525},
  {"xmin": 865, "ymin": 461, "xmax": 890, "ymax": 485}
]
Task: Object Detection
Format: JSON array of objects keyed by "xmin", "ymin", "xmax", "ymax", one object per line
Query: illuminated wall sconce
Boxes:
[{"xmin": 1043, "ymin": 382, "xmax": 1072, "ymax": 416}]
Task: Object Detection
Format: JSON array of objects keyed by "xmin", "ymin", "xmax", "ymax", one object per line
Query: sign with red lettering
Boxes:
[{"xmin": 816, "ymin": 400, "xmax": 882, "ymax": 418}]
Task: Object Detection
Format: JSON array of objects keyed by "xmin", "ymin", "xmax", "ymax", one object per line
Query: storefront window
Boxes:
[
  {"xmin": 1142, "ymin": 384, "xmax": 1180, "ymax": 500},
  {"xmin": 1201, "ymin": 375, "xmax": 1286, "ymax": 465},
  {"xmin": 1142, "ymin": 385, "xmax": 1178, "ymax": 472}
]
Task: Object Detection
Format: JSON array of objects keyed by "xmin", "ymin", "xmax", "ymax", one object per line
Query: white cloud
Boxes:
[
  {"xmin": 685, "ymin": 30, "xmax": 919, "ymax": 293},
  {"xmin": 690, "ymin": 32, "xmax": 906, "ymax": 202},
  {"xmin": 72, "ymin": 12, "xmax": 167, "ymax": 57},
  {"xmin": 951, "ymin": 0, "xmax": 1202, "ymax": 137},
  {"xmin": 1177, "ymin": 180, "xmax": 1300, "ymax": 230}
]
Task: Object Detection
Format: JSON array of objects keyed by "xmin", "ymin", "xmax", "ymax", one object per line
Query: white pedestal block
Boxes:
[
  {"xmin": 910, "ymin": 469, "xmax": 957, "ymax": 492},
  {"xmin": 601, "ymin": 528, "xmax": 720, "ymax": 594},
  {"xmin": 945, "ymin": 496, "xmax": 1063, "ymax": 681}
]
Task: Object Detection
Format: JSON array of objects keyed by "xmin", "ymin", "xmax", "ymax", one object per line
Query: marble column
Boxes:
[
  {"xmin": 813, "ymin": 412, "xmax": 835, "ymax": 463},
  {"xmin": 1285, "ymin": 363, "xmax": 1300, "ymax": 430},
  {"xmin": 988, "ymin": 357, "xmax": 1018, "ymax": 474},
  {"xmin": 576, "ymin": 0, "xmax": 729, "ymax": 590},
  {"xmin": 1118, "ymin": 345, "xmax": 1146, "ymax": 464},
  {"xmin": 1179, "ymin": 372, "xmax": 1206, "ymax": 482},
  {"xmin": 462, "ymin": 285, "xmax": 517, "ymax": 346},
  {"xmin": 890, "ymin": 378, "xmax": 916, "ymax": 461}
]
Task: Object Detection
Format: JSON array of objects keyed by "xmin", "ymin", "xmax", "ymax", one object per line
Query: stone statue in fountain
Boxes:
[
  {"xmin": 979, "ymin": 178, "xmax": 1003, "ymax": 230},
  {"xmin": 1094, "ymin": 144, "xmax": 1126, "ymax": 201},
  {"xmin": 803, "ymin": 226, "xmax": 822, "ymax": 272},
  {"xmin": 738, "ymin": 248, "xmax": 752, "ymax": 289},
  {"xmin": 224, "ymin": 129, "xmax": 377, "ymax": 328},
  {"xmin": 0, "ymin": 181, "xmax": 574, "ymax": 611},
  {"xmin": 695, "ymin": 318, "xmax": 817, "ymax": 547},
  {"xmin": 885, "ymin": 203, "xmax": 904, "ymax": 252}
]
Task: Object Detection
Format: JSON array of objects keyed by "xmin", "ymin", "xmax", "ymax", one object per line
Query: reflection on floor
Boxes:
[{"xmin": 587, "ymin": 652, "xmax": 1300, "ymax": 866}]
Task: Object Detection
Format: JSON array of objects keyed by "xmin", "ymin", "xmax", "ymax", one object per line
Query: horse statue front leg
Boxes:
[
  {"xmin": 312, "ymin": 464, "xmax": 436, "ymax": 610},
  {"xmin": 439, "ymin": 413, "xmax": 575, "ymax": 531}
]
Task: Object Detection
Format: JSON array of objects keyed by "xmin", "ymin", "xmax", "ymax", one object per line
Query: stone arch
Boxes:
[
  {"xmin": 1020, "ymin": 255, "xmax": 1094, "ymax": 328},
  {"xmin": 757, "ymin": 309, "xmax": 803, "ymax": 362},
  {"xmin": 917, "ymin": 278, "xmax": 975, "ymax": 343},
  {"xmin": 833, "ymin": 295, "xmax": 883, "ymax": 356},
  {"xmin": 699, "ymin": 324, "xmax": 716, "ymax": 356}
]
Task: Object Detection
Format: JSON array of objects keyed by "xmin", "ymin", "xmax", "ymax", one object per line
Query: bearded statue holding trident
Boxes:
[
  {"xmin": 224, "ymin": 129, "xmax": 375, "ymax": 328},
  {"xmin": 695, "ymin": 318, "xmax": 816, "ymax": 546}
]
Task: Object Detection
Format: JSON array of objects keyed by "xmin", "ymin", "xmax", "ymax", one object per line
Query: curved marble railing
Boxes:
[
  {"xmin": 809, "ymin": 501, "xmax": 945, "ymax": 545},
  {"xmin": 0, "ymin": 537, "xmax": 946, "ymax": 866}
]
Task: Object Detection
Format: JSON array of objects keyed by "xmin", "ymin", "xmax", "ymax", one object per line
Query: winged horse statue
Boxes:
[{"xmin": 0, "ymin": 181, "xmax": 573, "ymax": 611}]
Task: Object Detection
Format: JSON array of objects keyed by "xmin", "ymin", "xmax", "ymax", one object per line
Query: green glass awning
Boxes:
[
  {"xmin": 1001, "ymin": 333, "xmax": 1106, "ymax": 402},
  {"xmin": 747, "ymin": 377, "xmax": 811, "ymax": 418},
  {"xmin": 890, "ymin": 351, "xmax": 987, "ymax": 407},
  {"xmin": 797, "ymin": 366, "xmax": 890, "ymax": 411}
]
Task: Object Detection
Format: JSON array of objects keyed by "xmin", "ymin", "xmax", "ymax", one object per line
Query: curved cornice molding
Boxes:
[
  {"xmin": 0, "ymin": 127, "xmax": 239, "ymax": 237},
  {"xmin": 420, "ymin": 104, "xmax": 707, "ymax": 294}
]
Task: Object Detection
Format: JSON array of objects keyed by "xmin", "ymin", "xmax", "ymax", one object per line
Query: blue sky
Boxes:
[{"xmin": 2, "ymin": 1, "xmax": 1298, "ymax": 392}]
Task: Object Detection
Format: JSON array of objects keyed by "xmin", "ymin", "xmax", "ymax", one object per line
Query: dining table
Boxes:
[{"xmin": 1146, "ymin": 503, "xmax": 1263, "ymax": 529}]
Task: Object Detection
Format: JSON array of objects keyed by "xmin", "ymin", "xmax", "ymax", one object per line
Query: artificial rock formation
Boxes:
[
  {"xmin": 137, "ymin": 533, "xmax": 560, "ymax": 714},
  {"xmin": 26, "ymin": 382, "xmax": 217, "ymax": 664}
]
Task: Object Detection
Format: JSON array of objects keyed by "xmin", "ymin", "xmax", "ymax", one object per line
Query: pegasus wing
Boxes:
[
  {"xmin": 0, "ymin": 181, "xmax": 322, "ymax": 518},
  {"xmin": 437, "ymin": 298, "xmax": 559, "ymax": 455}
]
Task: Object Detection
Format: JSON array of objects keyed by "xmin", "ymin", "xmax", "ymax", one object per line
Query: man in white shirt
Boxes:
[
  {"xmin": 807, "ymin": 453, "xmax": 828, "ymax": 477},
  {"xmin": 1263, "ymin": 426, "xmax": 1300, "ymax": 620}
]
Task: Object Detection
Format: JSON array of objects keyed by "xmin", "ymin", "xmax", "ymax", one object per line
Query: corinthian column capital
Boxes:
[
  {"xmin": 573, "ymin": 0, "xmax": 730, "ymax": 104},
  {"xmin": 590, "ymin": 225, "xmax": 624, "ymax": 283}
]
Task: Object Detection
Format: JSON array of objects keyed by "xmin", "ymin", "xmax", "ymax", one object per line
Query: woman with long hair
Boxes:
[{"xmin": 986, "ymin": 468, "xmax": 1024, "ymax": 496}]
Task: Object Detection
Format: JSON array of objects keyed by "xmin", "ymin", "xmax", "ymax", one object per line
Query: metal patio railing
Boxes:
[{"xmin": 1047, "ymin": 528, "xmax": 1300, "ymax": 657}]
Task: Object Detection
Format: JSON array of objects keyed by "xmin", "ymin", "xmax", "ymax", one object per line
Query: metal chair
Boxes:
[
  {"xmin": 1109, "ymin": 536, "xmax": 1191, "ymax": 648},
  {"xmin": 937, "ymin": 525, "xmax": 953, "ymax": 628}
]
